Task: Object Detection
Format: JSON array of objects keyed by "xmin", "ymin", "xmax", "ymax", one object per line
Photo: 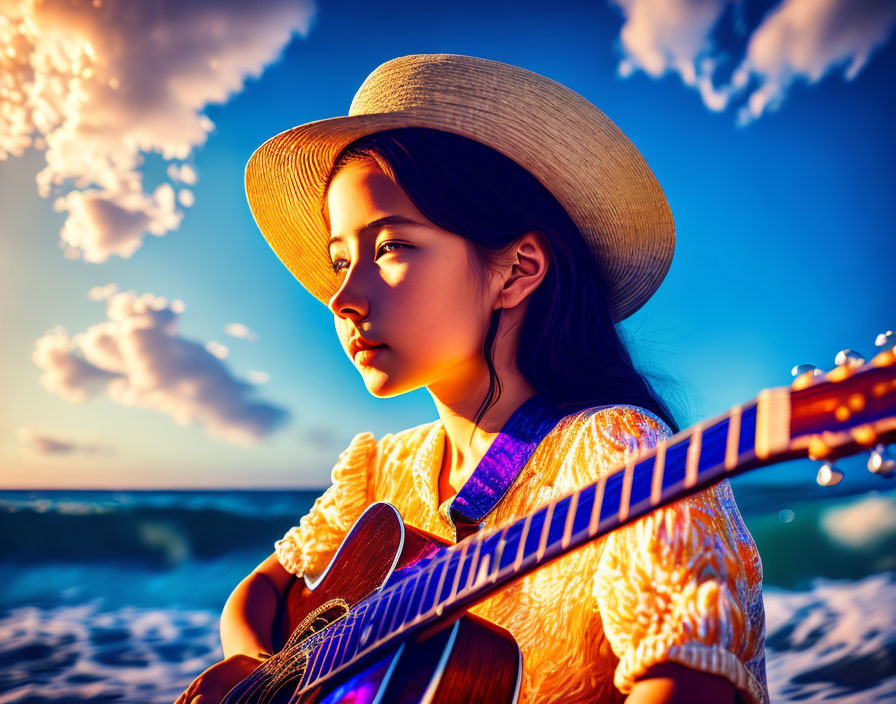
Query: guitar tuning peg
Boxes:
[
  {"xmin": 875, "ymin": 330, "xmax": 894, "ymax": 348},
  {"xmin": 834, "ymin": 349, "xmax": 865, "ymax": 368},
  {"xmin": 791, "ymin": 364, "xmax": 822, "ymax": 389},
  {"xmin": 816, "ymin": 462, "xmax": 844, "ymax": 487},
  {"xmin": 868, "ymin": 444, "xmax": 895, "ymax": 477}
]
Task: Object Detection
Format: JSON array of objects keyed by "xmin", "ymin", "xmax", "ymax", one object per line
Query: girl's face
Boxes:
[{"xmin": 326, "ymin": 161, "xmax": 500, "ymax": 400}]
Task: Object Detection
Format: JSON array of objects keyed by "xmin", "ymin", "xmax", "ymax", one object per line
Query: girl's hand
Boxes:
[{"xmin": 174, "ymin": 653, "xmax": 263, "ymax": 704}]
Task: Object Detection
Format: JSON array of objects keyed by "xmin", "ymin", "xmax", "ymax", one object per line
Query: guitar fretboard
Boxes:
[{"xmin": 298, "ymin": 402, "xmax": 761, "ymax": 688}]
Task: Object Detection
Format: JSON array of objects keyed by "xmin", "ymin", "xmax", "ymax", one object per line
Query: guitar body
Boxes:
[{"xmin": 223, "ymin": 502, "xmax": 522, "ymax": 704}]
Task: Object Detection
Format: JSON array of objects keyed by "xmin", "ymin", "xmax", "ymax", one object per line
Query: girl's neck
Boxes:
[{"xmin": 429, "ymin": 375, "xmax": 538, "ymax": 503}]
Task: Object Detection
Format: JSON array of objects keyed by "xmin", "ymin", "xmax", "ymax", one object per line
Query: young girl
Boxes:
[{"xmin": 177, "ymin": 54, "xmax": 768, "ymax": 704}]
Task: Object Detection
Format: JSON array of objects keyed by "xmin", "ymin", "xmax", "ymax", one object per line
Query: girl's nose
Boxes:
[{"xmin": 327, "ymin": 265, "xmax": 370, "ymax": 321}]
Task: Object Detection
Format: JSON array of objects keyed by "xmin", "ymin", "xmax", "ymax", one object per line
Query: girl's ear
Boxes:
[{"xmin": 498, "ymin": 231, "xmax": 549, "ymax": 309}]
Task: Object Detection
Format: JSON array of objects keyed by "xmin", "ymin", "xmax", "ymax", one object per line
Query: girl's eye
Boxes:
[
  {"xmin": 330, "ymin": 242, "xmax": 408, "ymax": 274},
  {"xmin": 377, "ymin": 241, "xmax": 406, "ymax": 257},
  {"xmin": 331, "ymin": 258, "xmax": 348, "ymax": 274}
]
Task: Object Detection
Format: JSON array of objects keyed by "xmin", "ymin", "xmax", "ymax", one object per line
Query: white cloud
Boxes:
[
  {"xmin": 32, "ymin": 290, "xmax": 289, "ymax": 445},
  {"xmin": 177, "ymin": 189, "xmax": 195, "ymax": 208},
  {"xmin": 610, "ymin": 0, "xmax": 896, "ymax": 124},
  {"xmin": 223, "ymin": 322, "xmax": 258, "ymax": 342},
  {"xmin": 820, "ymin": 493, "xmax": 896, "ymax": 550},
  {"xmin": 0, "ymin": 0, "xmax": 315, "ymax": 260},
  {"xmin": 166, "ymin": 163, "xmax": 198, "ymax": 185},
  {"xmin": 733, "ymin": 0, "xmax": 896, "ymax": 124},
  {"xmin": 87, "ymin": 282, "xmax": 119, "ymax": 301},
  {"xmin": 247, "ymin": 370, "xmax": 270, "ymax": 385},
  {"xmin": 205, "ymin": 340, "xmax": 229, "ymax": 359},
  {"xmin": 612, "ymin": 0, "xmax": 731, "ymax": 109},
  {"xmin": 17, "ymin": 427, "xmax": 110, "ymax": 455}
]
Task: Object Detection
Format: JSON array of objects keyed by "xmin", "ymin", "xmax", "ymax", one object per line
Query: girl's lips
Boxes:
[
  {"xmin": 354, "ymin": 344, "xmax": 387, "ymax": 364},
  {"xmin": 348, "ymin": 336, "xmax": 386, "ymax": 357}
]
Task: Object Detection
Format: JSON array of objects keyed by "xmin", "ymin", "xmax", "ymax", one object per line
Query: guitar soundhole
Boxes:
[{"xmin": 292, "ymin": 599, "xmax": 351, "ymax": 644}]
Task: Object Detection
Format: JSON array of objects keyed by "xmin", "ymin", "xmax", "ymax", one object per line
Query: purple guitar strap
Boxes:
[{"xmin": 448, "ymin": 395, "xmax": 590, "ymax": 542}]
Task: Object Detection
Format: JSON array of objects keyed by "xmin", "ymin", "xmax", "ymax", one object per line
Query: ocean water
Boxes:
[{"xmin": 1, "ymin": 486, "xmax": 894, "ymax": 703}]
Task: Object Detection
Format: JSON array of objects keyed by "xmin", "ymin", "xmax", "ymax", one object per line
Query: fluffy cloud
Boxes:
[
  {"xmin": 205, "ymin": 340, "xmax": 229, "ymax": 360},
  {"xmin": 0, "ymin": 0, "xmax": 315, "ymax": 260},
  {"xmin": 223, "ymin": 322, "xmax": 259, "ymax": 342},
  {"xmin": 612, "ymin": 0, "xmax": 731, "ymax": 111},
  {"xmin": 732, "ymin": 0, "xmax": 896, "ymax": 124},
  {"xmin": 87, "ymin": 282, "xmax": 119, "ymax": 301},
  {"xmin": 18, "ymin": 427, "xmax": 110, "ymax": 455},
  {"xmin": 611, "ymin": 0, "xmax": 896, "ymax": 123},
  {"xmin": 32, "ymin": 290, "xmax": 289, "ymax": 445},
  {"xmin": 246, "ymin": 370, "xmax": 270, "ymax": 385}
]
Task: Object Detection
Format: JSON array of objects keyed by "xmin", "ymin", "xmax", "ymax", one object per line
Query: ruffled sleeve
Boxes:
[
  {"xmin": 274, "ymin": 431, "xmax": 377, "ymax": 579},
  {"xmin": 582, "ymin": 406, "xmax": 768, "ymax": 704}
]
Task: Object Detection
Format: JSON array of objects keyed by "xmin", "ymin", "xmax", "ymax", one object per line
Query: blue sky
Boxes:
[{"xmin": 1, "ymin": 0, "xmax": 894, "ymax": 489}]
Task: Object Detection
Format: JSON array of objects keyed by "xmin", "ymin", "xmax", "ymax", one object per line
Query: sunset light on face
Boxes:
[{"xmin": 326, "ymin": 162, "xmax": 496, "ymax": 401}]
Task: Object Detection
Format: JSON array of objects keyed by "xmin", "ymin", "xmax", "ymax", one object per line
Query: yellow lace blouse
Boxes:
[{"xmin": 275, "ymin": 405, "xmax": 769, "ymax": 703}]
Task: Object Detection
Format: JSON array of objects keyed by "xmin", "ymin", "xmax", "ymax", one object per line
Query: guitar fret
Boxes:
[
  {"xmin": 406, "ymin": 568, "xmax": 432, "ymax": 625},
  {"xmin": 420, "ymin": 555, "xmax": 449, "ymax": 616},
  {"xmin": 651, "ymin": 440, "xmax": 666, "ymax": 504},
  {"xmin": 390, "ymin": 574, "xmax": 421, "ymax": 636},
  {"xmin": 434, "ymin": 550, "xmax": 460, "ymax": 613},
  {"xmin": 462, "ymin": 536, "xmax": 484, "ymax": 595},
  {"xmin": 332, "ymin": 613, "xmax": 360, "ymax": 671},
  {"xmin": 726, "ymin": 405, "xmax": 742, "ymax": 470},
  {"xmin": 618, "ymin": 460, "xmax": 635, "ymax": 522},
  {"xmin": 535, "ymin": 501, "xmax": 555, "ymax": 561},
  {"xmin": 378, "ymin": 579, "xmax": 407, "ymax": 642},
  {"xmin": 561, "ymin": 489, "xmax": 579, "ymax": 549},
  {"xmin": 305, "ymin": 639, "xmax": 326, "ymax": 682},
  {"xmin": 685, "ymin": 425, "xmax": 703, "ymax": 489},
  {"xmin": 589, "ymin": 477, "xmax": 606, "ymax": 535},
  {"xmin": 354, "ymin": 601, "xmax": 377, "ymax": 650},
  {"xmin": 492, "ymin": 526, "xmax": 511, "ymax": 580},
  {"xmin": 569, "ymin": 484, "xmax": 596, "ymax": 540},
  {"xmin": 514, "ymin": 513, "xmax": 533, "ymax": 570},
  {"xmin": 435, "ymin": 551, "xmax": 459, "ymax": 605},
  {"xmin": 385, "ymin": 583, "xmax": 409, "ymax": 639},
  {"xmin": 317, "ymin": 618, "xmax": 347, "ymax": 680},
  {"xmin": 472, "ymin": 540, "xmax": 494, "ymax": 588},
  {"xmin": 545, "ymin": 495, "xmax": 573, "ymax": 552},
  {"xmin": 661, "ymin": 440, "xmax": 689, "ymax": 489},
  {"xmin": 309, "ymin": 617, "xmax": 341, "ymax": 682},
  {"xmin": 446, "ymin": 543, "xmax": 468, "ymax": 604},
  {"xmin": 498, "ymin": 523, "xmax": 526, "ymax": 574},
  {"xmin": 475, "ymin": 531, "xmax": 503, "ymax": 585}
]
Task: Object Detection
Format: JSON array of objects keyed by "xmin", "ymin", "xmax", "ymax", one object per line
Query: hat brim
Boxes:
[{"xmin": 245, "ymin": 57, "xmax": 674, "ymax": 321}]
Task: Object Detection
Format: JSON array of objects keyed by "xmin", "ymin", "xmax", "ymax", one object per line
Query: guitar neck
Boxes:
[
  {"xmin": 299, "ymin": 390, "xmax": 800, "ymax": 689},
  {"xmin": 391, "ymin": 397, "xmax": 780, "ymax": 625}
]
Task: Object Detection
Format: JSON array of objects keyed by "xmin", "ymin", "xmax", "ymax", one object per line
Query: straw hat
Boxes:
[{"xmin": 245, "ymin": 53, "xmax": 674, "ymax": 321}]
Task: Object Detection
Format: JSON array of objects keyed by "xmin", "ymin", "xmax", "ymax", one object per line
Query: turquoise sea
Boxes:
[{"xmin": 1, "ymin": 484, "xmax": 894, "ymax": 702}]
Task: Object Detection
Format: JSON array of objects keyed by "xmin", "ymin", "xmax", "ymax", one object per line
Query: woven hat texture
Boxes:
[{"xmin": 245, "ymin": 53, "xmax": 675, "ymax": 320}]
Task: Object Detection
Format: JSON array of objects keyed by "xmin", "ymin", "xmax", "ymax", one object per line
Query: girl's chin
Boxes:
[{"xmin": 360, "ymin": 372, "xmax": 420, "ymax": 399}]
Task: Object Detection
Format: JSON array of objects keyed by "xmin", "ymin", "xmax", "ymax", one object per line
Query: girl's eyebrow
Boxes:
[{"xmin": 327, "ymin": 215, "xmax": 424, "ymax": 248}]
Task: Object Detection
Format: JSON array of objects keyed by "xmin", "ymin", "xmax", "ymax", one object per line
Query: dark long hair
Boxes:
[{"xmin": 322, "ymin": 127, "xmax": 679, "ymax": 433}]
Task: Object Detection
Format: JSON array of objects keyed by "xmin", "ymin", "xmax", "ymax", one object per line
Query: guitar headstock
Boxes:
[{"xmin": 788, "ymin": 331, "xmax": 896, "ymax": 486}]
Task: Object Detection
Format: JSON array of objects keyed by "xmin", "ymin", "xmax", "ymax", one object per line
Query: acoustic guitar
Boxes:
[{"xmin": 221, "ymin": 341, "xmax": 896, "ymax": 703}]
